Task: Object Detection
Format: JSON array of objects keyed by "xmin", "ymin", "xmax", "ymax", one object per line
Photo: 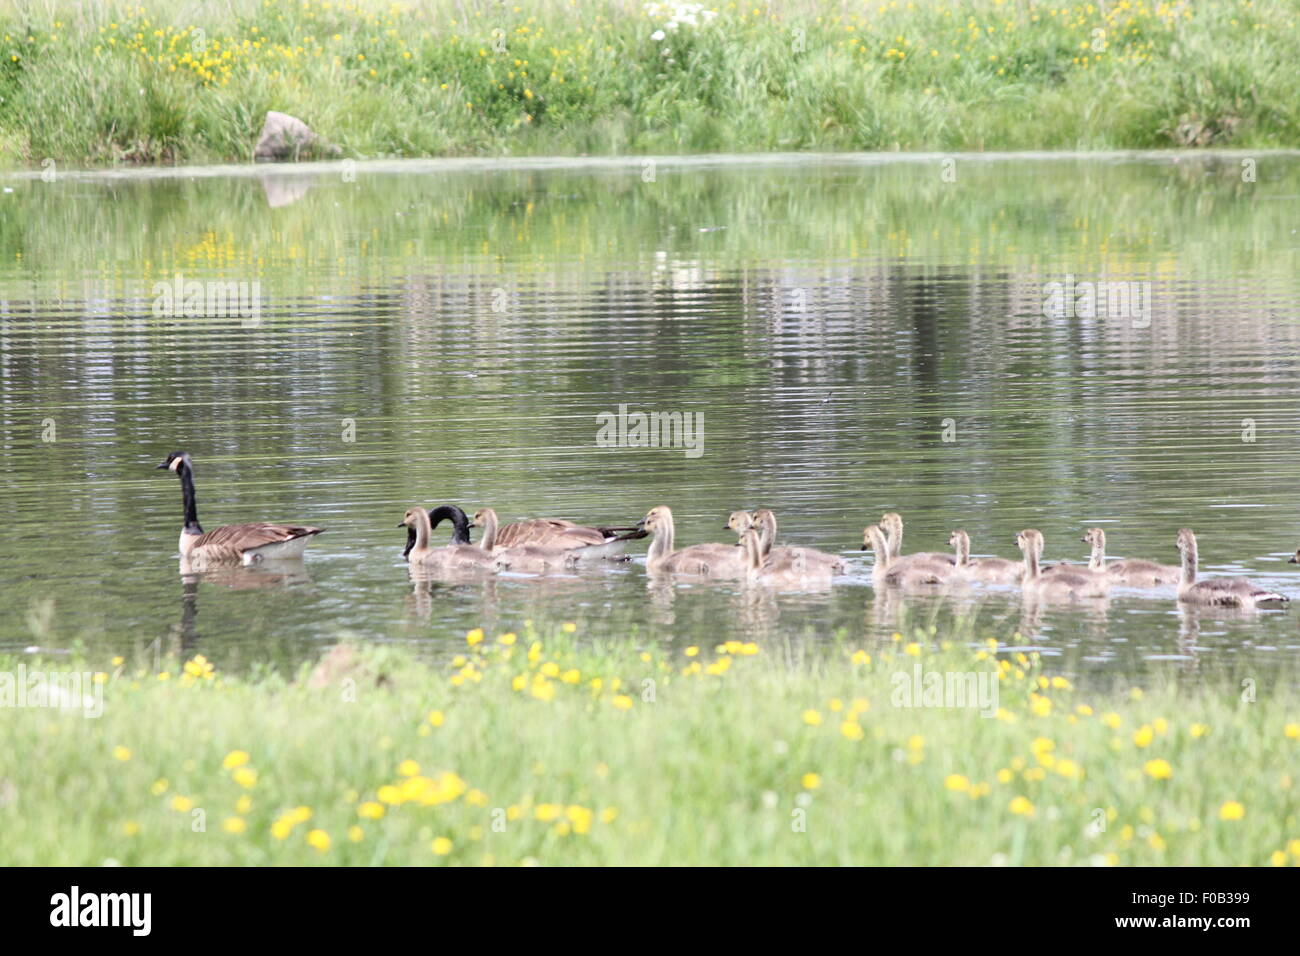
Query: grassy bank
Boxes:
[
  {"xmin": 0, "ymin": 0, "xmax": 1296, "ymax": 167},
  {"xmin": 2, "ymin": 624, "xmax": 1297, "ymax": 865}
]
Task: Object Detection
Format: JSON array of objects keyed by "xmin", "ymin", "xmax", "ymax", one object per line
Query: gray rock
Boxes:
[{"xmin": 253, "ymin": 111, "xmax": 340, "ymax": 162}]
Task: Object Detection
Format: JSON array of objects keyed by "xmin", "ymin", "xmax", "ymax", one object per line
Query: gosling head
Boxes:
[
  {"xmin": 948, "ymin": 529, "xmax": 969, "ymax": 549},
  {"xmin": 1082, "ymin": 527, "xmax": 1105, "ymax": 547},
  {"xmin": 1016, "ymin": 529, "xmax": 1044, "ymax": 554},
  {"xmin": 639, "ymin": 506, "xmax": 672, "ymax": 535},
  {"xmin": 880, "ymin": 512, "xmax": 902, "ymax": 535},
  {"xmin": 398, "ymin": 507, "xmax": 424, "ymax": 529},
  {"xmin": 1176, "ymin": 528, "xmax": 1197, "ymax": 554},
  {"xmin": 861, "ymin": 524, "xmax": 886, "ymax": 554},
  {"xmin": 471, "ymin": 507, "xmax": 497, "ymax": 528},
  {"xmin": 726, "ymin": 510, "xmax": 754, "ymax": 534}
]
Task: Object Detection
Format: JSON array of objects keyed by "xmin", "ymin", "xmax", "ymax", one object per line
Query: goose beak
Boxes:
[
  {"xmin": 155, "ymin": 461, "xmax": 170, "ymax": 470},
  {"xmin": 396, "ymin": 522, "xmax": 407, "ymax": 529},
  {"xmin": 1289, "ymin": 554, "xmax": 1298, "ymax": 564}
]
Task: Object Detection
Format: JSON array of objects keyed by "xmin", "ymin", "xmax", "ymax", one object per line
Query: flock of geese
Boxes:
[{"xmin": 158, "ymin": 451, "xmax": 1292, "ymax": 611}]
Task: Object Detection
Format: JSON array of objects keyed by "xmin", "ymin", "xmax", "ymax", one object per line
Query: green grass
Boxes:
[
  {"xmin": 2, "ymin": 624, "xmax": 1297, "ymax": 865},
  {"xmin": 0, "ymin": 0, "xmax": 1296, "ymax": 167}
]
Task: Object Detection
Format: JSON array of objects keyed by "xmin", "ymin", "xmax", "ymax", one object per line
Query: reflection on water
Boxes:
[{"xmin": 2, "ymin": 153, "xmax": 1300, "ymax": 687}]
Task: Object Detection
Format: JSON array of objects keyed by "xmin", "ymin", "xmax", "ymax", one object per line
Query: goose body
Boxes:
[
  {"xmin": 1082, "ymin": 527, "xmax": 1179, "ymax": 587},
  {"xmin": 1017, "ymin": 529, "xmax": 1109, "ymax": 599},
  {"xmin": 862, "ymin": 524, "xmax": 952, "ymax": 587},
  {"xmin": 1175, "ymin": 528, "xmax": 1287, "ymax": 608},
  {"xmin": 401, "ymin": 507, "xmax": 495, "ymax": 571},
  {"xmin": 471, "ymin": 507, "xmax": 580, "ymax": 574},
  {"xmin": 157, "ymin": 452, "xmax": 321, "ymax": 566},
  {"xmin": 948, "ymin": 530, "xmax": 1023, "ymax": 585},
  {"xmin": 739, "ymin": 529, "xmax": 835, "ymax": 588},
  {"xmin": 749, "ymin": 509, "xmax": 848, "ymax": 574},
  {"xmin": 402, "ymin": 505, "xmax": 642, "ymax": 562},
  {"xmin": 640, "ymin": 505, "xmax": 745, "ymax": 577}
]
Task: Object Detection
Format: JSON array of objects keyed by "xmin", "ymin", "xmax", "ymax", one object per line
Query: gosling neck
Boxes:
[
  {"xmin": 952, "ymin": 533, "xmax": 970, "ymax": 567},
  {"xmin": 408, "ymin": 509, "xmax": 433, "ymax": 558},
  {"xmin": 756, "ymin": 512, "xmax": 777, "ymax": 557},
  {"xmin": 646, "ymin": 517, "xmax": 675, "ymax": 566},
  {"xmin": 1179, "ymin": 540, "xmax": 1197, "ymax": 586},
  {"xmin": 1088, "ymin": 533, "xmax": 1106, "ymax": 572},
  {"xmin": 1022, "ymin": 541, "xmax": 1041, "ymax": 580},
  {"xmin": 478, "ymin": 510, "xmax": 498, "ymax": 551}
]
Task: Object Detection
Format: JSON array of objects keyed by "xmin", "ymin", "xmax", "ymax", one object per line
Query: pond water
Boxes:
[{"xmin": 3, "ymin": 152, "xmax": 1299, "ymax": 686}]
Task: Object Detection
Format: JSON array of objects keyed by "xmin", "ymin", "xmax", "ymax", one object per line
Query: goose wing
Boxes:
[
  {"xmin": 495, "ymin": 518, "xmax": 606, "ymax": 549},
  {"xmin": 192, "ymin": 522, "xmax": 322, "ymax": 561}
]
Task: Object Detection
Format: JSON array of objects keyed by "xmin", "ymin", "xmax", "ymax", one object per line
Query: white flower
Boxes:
[{"xmin": 651, "ymin": 29, "xmax": 665, "ymax": 41}]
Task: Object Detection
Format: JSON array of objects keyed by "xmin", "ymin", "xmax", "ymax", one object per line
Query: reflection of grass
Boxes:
[
  {"xmin": 1, "ymin": 0, "xmax": 1297, "ymax": 166},
  {"xmin": 2, "ymin": 625, "xmax": 1296, "ymax": 864}
]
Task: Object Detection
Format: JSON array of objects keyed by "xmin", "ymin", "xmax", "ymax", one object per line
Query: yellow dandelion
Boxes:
[
  {"xmin": 306, "ymin": 829, "xmax": 331, "ymax": 852},
  {"xmin": 1219, "ymin": 801, "xmax": 1245, "ymax": 821},
  {"xmin": 222, "ymin": 750, "xmax": 249, "ymax": 769}
]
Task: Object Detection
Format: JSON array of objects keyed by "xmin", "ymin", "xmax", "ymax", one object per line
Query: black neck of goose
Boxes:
[
  {"xmin": 429, "ymin": 505, "xmax": 472, "ymax": 544},
  {"xmin": 178, "ymin": 462, "xmax": 203, "ymax": 535}
]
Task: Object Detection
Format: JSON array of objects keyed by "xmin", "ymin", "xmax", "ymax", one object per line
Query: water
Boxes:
[{"xmin": 3, "ymin": 152, "xmax": 1299, "ymax": 685}]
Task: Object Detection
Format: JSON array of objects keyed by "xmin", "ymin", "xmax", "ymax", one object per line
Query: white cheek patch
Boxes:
[{"xmin": 170, "ymin": 458, "xmax": 182, "ymax": 472}]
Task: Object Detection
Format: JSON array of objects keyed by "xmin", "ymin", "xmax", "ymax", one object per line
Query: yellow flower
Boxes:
[
  {"xmin": 271, "ymin": 818, "xmax": 293, "ymax": 840},
  {"xmin": 1009, "ymin": 796, "xmax": 1034, "ymax": 816},
  {"xmin": 904, "ymin": 642, "xmax": 921, "ymax": 657},
  {"xmin": 431, "ymin": 836, "xmax": 453, "ymax": 855},
  {"xmin": 306, "ymin": 829, "xmax": 331, "ymax": 852},
  {"xmin": 840, "ymin": 721, "xmax": 864, "ymax": 741},
  {"xmin": 112, "ymin": 746, "xmax": 131, "ymax": 762},
  {"xmin": 850, "ymin": 649, "xmax": 870, "ymax": 666},
  {"xmin": 801, "ymin": 773, "xmax": 821, "ymax": 790},
  {"xmin": 222, "ymin": 816, "xmax": 247, "ymax": 834},
  {"xmin": 945, "ymin": 774, "xmax": 970, "ymax": 792},
  {"xmin": 357, "ymin": 802, "xmax": 385, "ymax": 819},
  {"xmin": 1271, "ymin": 850, "xmax": 1288, "ymax": 866},
  {"xmin": 1190, "ymin": 723, "xmax": 1209, "ymax": 738},
  {"xmin": 567, "ymin": 805, "xmax": 594, "ymax": 833},
  {"xmin": 348, "ymin": 825, "xmax": 364, "ymax": 843},
  {"xmin": 1144, "ymin": 759, "xmax": 1173, "ymax": 780},
  {"xmin": 232, "ymin": 767, "xmax": 257, "ymax": 788},
  {"xmin": 397, "ymin": 759, "xmax": 420, "ymax": 777},
  {"xmin": 611, "ymin": 695, "xmax": 633, "ymax": 711},
  {"xmin": 170, "ymin": 795, "xmax": 194, "ymax": 812},
  {"xmin": 600, "ymin": 807, "xmax": 618, "ymax": 823},
  {"xmin": 684, "ymin": 646, "xmax": 699, "ymax": 657},
  {"xmin": 561, "ymin": 621, "xmax": 577, "ymax": 633},
  {"xmin": 235, "ymin": 795, "xmax": 252, "ymax": 814},
  {"xmin": 466, "ymin": 628, "xmax": 484, "ymax": 646},
  {"xmin": 802, "ymin": 709, "xmax": 823, "ymax": 726},
  {"xmin": 122, "ymin": 821, "xmax": 140, "ymax": 837},
  {"xmin": 1219, "ymin": 801, "xmax": 1245, "ymax": 821},
  {"xmin": 1285, "ymin": 723, "xmax": 1300, "ymax": 739},
  {"xmin": 428, "ymin": 710, "xmax": 444, "ymax": 727},
  {"xmin": 222, "ymin": 750, "xmax": 249, "ymax": 769},
  {"xmin": 1103, "ymin": 712, "xmax": 1122, "ymax": 729},
  {"xmin": 499, "ymin": 632, "xmax": 517, "ymax": 646},
  {"xmin": 1133, "ymin": 725, "xmax": 1154, "ymax": 748},
  {"xmin": 150, "ymin": 778, "xmax": 169, "ymax": 796},
  {"xmin": 535, "ymin": 804, "xmax": 562, "ymax": 822}
]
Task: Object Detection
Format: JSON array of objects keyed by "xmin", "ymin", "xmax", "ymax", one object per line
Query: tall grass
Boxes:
[
  {"xmin": 2, "ymin": 624, "xmax": 1297, "ymax": 865},
  {"xmin": 0, "ymin": 0, "xmax": 1296, "ymax": 166}
]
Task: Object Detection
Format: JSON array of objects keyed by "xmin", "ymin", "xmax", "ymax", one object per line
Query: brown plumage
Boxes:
[
  {"xmin": 739, "ymin": 529, "xmax": 836, "ymax": 588},
  {"xmin": 472, "ymin": 508, "xmax": 580, "ymax": 574},
  {"xmin": 639, "ymin": 505, "xmax": 745, "ymax": 577},
  {"xmin": 1082, "ymin": 527, "xmax": 1179, "ymax": 587},
  {"xmin": 1016, "ymin": 529, "xmax": 1108, "ymax": 599},
  {"xmin": 749, "ymin": 509, "xmax": 848, "ymax": 574},
  {"xmin": 948, "ymin": 530, "xmax": 1023, "ymax": 585},
  {"xmin": 157, "ymin": 451, "xmax": 321, "ymax": 566},
  {"xmin": 862, "ymin": 524, "xmax": 950, "ymax": 587},
  {"xmin": 1176, "ymin": 528, "xmax": 1288, "ymax": 608},
  {"xmin": 402, "ymin": 505, "xmax": 643, "ymax": 562}
]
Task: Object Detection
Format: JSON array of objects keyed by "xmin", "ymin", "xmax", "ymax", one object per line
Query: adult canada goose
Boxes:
[
  {"xmin": 1081, "ymin": 527, "xmax": 1179, "ymax": 587},
  {"xmin": 471, "ymin": 507, "xmax": 579, "ymax": 574},
  {"xmin": 401, "ymin": 505, "xmax": 643, "ymax": 562},
  {"xmin": 400, "ymin": 507, "xmax": 495, "ymax": 571},
  {"xmin": 156, "ymin": 452, "xmax": 322, "ymax": 566},
  {"xmin": 1175, "ymin": 528, "xmax": 1288, "ymax": 608},
  {"xmin": 739, "ymin": 529, "xmax": 835, "ymax": 588},
  {"xmin": 881, "ymin": 512, "xmax": 957, "ymax": 568},
  {"xmin": 1016, "ymin": 529, "xmax": 1108, "ymax": 599},
  {"xmin": 639, "ymin": 505, "xmax": 745, "ymax": 577},
  {"xmin": 948, "ymin": 530, "xmax": 1024, "ymax": 585},
  {"xmin": 748, "ymin": 509, "xmax": 849, "ymax": 574},
  {"xmin": 861, "ymin": 524, "xmax": 951, "ymax": 587}
]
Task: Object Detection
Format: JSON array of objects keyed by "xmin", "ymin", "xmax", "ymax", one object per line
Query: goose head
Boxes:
[
  {"xmin": 1175, "ymin": 528, "xmax": 1197, "ymax": 555},
  {"xmin": 861, "ymin": 524, "xmax": 888, "ymax": 555},
  {"xmin": 156, "ymin": 451, "xmax": 193, "ymax": 474},
  {"xmin": 471, "ymin": 507, "xmax": 498, "ymax": 529},
  {"xmin": 1082, "ymin": 527, "xmax": 1105, "ymax": 548},
  {"xmin": 948, "ymin": 529, "xmax": 969, "ymax": 549},
  {"xmin": 398, "ymin": 507, "xmax": 425, "ymax": 529}
]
